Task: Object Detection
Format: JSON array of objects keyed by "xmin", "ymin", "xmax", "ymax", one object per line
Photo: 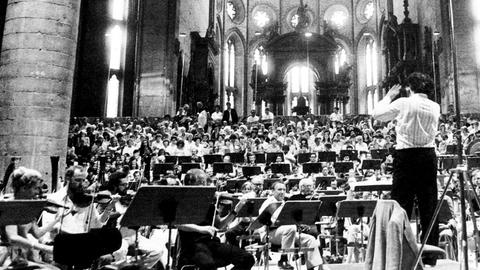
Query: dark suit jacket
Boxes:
[{"xmin": 222, "ymin": 109, "xmax": 238, "ymax": 124}]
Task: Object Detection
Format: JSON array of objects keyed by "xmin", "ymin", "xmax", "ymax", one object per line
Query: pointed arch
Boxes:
[{"xmin": 224, "ymin": 28, "xmax": 246, "ymax": 115}]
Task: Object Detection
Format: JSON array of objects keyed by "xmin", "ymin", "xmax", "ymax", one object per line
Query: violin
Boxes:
[
  {"xmin": 69, "ymin": 190, "xmax": 116, "ymax": 208},
  {"xmin": 43, "ymin": 198, "xmax": 71, "ymax": 214}
]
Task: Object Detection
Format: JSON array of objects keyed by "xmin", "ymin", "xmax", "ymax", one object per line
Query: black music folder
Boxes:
[{"xmin": 121, "ymin": 186, "xmax": 216, "ymax": 226}]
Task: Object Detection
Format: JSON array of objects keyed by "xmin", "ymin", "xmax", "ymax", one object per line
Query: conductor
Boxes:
[{"xmin": 372, "ymin": 73, "xmax": 441, "ymax": 261}]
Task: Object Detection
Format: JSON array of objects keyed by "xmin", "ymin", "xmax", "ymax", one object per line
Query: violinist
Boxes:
[
  {"xmin": 103, "ymin": 171, "xmax": 166, "ymax": 269},
  {"xmin": 289, "ymin": 178, "xmax": 315, "ymax": 200},
  {"xmin": 177, "ymin": 169, "xmax": 255, "ymax": 270},
  {"xmin": 42, "ymin": 165, "xmax": 115, "ymax": 236},
  {"xmin": 3, "ymin": 167, "xmax": 64, "ymax": 268}
]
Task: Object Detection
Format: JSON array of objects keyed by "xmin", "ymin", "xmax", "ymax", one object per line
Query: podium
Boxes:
[{"xmin": 121, "ymin": 186, "xmax": 216, "ymax": 270}]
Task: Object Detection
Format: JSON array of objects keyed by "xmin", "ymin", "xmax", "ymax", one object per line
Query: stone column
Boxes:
[{"xmin": 0, "ymin": 0, "xmax": 81, "ymax": 187}]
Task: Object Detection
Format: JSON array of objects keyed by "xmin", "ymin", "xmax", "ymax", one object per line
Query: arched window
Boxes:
[
  {"xmin": 334, "ymin": 46, "xmax": 347, "ymax": 74},
  {"xmin": 254, "ymin": 46, "xmax": 268, "ymax": 75},
  {"xmin": 106, "ymin": 0, "xmax": 127, "ymax": 117},
  {"xmin": 367, "ymin": 90, "xmax": 374, "ymax": 114},
  {"xmin": 365, "ymin": 37, "xmax": 377, "ymax": 87},
  {"xmin": 288, "ymin": 66, "xmax": 313, "ymax": 93},
  {"xmin": 225, "ymin": 39, "xmax": 235, "ymax": 108},
  {"xmin": 225, "ymin": 39, "xmax": 235, "ymax": 87}
]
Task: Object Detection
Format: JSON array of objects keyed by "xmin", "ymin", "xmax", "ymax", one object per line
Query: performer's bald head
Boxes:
[{"xmin": 184, "ymin": 168, "xmax": 208, "ymax": 186}]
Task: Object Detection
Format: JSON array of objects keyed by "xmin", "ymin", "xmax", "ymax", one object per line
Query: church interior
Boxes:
[{"xmin": 1, "ymin": 0, "xmax": 480, "ymax": 269}]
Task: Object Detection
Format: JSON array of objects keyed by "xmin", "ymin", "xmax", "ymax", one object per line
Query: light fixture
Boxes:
[
  {"xmin": 433, "ymin": 30, "xmax": 440, "ymax": 36},
  {"xmin": 305, "ymin": 32, "xmax": 312, "ymax": 38},
  {"xmin": 255, "ymin": 31, "xmax": 262, "ymax": 36},
  {"xmin": 179, "ymin": 32, "xmax": 187, "ymax": 38}
]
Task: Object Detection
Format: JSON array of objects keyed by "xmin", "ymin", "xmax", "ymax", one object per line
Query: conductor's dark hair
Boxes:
[{"xmin": 406, "ymin": 72, "xmax": 434, "ymax": 96}]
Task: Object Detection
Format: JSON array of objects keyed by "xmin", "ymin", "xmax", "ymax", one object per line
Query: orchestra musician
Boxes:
[
  {"xmin": 225, "ymin": 181, "xmax": 257, "ymax": 247},
  {"xmin": 42, "ymin": 165, "xmax": 116, "ymax": 236},
  {"xmin": 177, "ymin": 169, "xmax": 255, "ymax": 270},
  {"xmin": 2, "ymin": 167, "xmax": 62, "ymax": 268},
  {"xmin": 259, "ymin": 181, "xmax": 323, "ymax": 270},
  {"xmin": 102, "ymin": 171, "xmax": 166, "ymax": 269}
]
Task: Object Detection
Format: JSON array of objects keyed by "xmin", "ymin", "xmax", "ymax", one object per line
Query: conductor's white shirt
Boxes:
[{"xmin": 372, "ymin": 93, "xmax": 440, "ymax": 150}]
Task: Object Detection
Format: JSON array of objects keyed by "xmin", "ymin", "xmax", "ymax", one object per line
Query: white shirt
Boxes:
[
  {"xmin": 262, "ymin": 112, "xmax": 274, "ymax": 122},
  {"xmin": 330, "ymin": 112, "xmax": 343, "ymax": 122},
  {"xmin": 247, "ymin": 115, "xmax": 260, "ymax": 124},
  {"xmin": 198, "ymin": 110, "xmax": 208, "ymax": 128},
  {"xmin": 43, "ymin": 187, "xmax": 104, "ymax": 236},
  {"xmin": 211, "ymin": 111, "xmax": 223, "ymax": 122},
  {"xmin": 259, "ymin": 195, "xmax": 284, "ymax": 225},
  {"xmin": 373, "ymin": 93, "xmax": 440, "ymax": 149}
]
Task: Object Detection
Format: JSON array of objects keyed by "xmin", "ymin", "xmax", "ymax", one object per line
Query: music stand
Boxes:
[
  {"xmin": 0, "ymin": 200, "xmax": 47, "ymax": 225},
  {"xmin": 315, "ymin": 176, "xmax": 336, "ymax": 190},
  {"xmin": 360, "ymin": 159, "xmax": 382, "ymax": 174},
  {"xmin": 318, "ymin": 195, "xmax": 347, "ymax": 217},
  {"xmin": 445, "ymin": 144, "xmax": 458, "ymax": 155},
  {"xmin": 275, "ymin": 201, "xmax": 321, "ymax": 257},
  {"xmin": 302, "ymin": 162, "xmax": 322, "ymax": 174},
  {"xmin": 467, "ymin": 156, "xmax": 480, "ymax": 170},
  {"xmin": 352, "ymin": 181, "xmax": 392, "ymax": 192},
  {"xmin": 317, "ymin": 195, "xmax": 346, "ymax": 255},
  {"xmin": 225, "ymin": 152, "xmax": 245, "ymax": 163},
  {"xmin": 213, "ymin": 162, "xmax": 234, "ymax": 174},
  {"xmin": 225, "ymin": 179, "xmax": 248, "ymax": 192},
  {"xmin": 370, "ymin": 149, "xmax": 389, "ymax": 160},
  {"xmin": 315, "ymin": 190, "xmax": 344, "ymax": 196},
  {"xmin": 334, "ymin": 162, "xmax": 354, "ymax": 174},
  {"xmin": 203, "ymin": 154, "xmax": 223, "ymax": 165},
  {"xmin": 297, "ymin": 153, "xmax": 314, "ymax": 164},
  {"xmin": 121, "ymin": 186, "xmax": 216, "ymax": 270},
  {"xmin": 264, "ymin": 179, "xmax": 280, "ymax": 190},
  {"xmin": 254, "ymin": 153, "xmax": 266, "ymax": 163},
  {"xmin": 439, "ymin": 156, "xmax": 459, "ymax": 171},
  {"xmin": 266, "ymin": 152, "xmax": 284, "ymax": 164},
  {"xmin": 152, "ymin": 163, "xmax": 175, "ymax": 178},
  {"xmin": 236, "ymin": 198, "xmax": 267, "ymax": 218},
  {"xmin": 336, "ymin": 200, "xmax": 377, "ymax": 219},
  {"xmin": 177, "ymin": 156, "xmax": 191, "ymax": 164},
  {"xmin": 340, "ymin": 150, "xmax": 358, "ymax": 161},
  {"xmin": 165, "ymin": 156, "xmax": 178, "ymax": 164},
  {"xmin": 275, "ymin": 200, "xmax": 321, "ymax": 225},
  {"xmin": 242, "ymin": 166, "xmax": 262, "ymax": 177},
  {"xmin": 336, "ymin": 199, "xmax": 377, "ymax": 252},
  {"xmin": 179, "ymin": 163, "xmax": 201, "ymax": 174},
  {"xmin": 247, "ymin": 202, "xmax": 283, "ymax": 231},
  {"xmin": 271, "ymin": 163, "xmax": 291, "ymax": 174},
  {"xmin": 317, "ymin": 151, "xmax": 337, "ymax": 162}
]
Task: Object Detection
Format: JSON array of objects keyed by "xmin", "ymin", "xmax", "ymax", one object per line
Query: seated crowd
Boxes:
[{"xmin": 1, "ymin": 103, "xmax": 480, "ymax": 270}]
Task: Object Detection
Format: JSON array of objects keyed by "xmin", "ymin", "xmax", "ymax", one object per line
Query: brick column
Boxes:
[{"xmin": 0, "ymin": 0, "xmax": 81, "ymax": 187}]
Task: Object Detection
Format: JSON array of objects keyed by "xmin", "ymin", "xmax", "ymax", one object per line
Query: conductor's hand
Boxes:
[
  {"xmin": 202, "ymin": 226, "xmax": 217, "ymax": 237},
  {"xmin": 385, "ymin": 84, "xmax": 402, "ymax": 101}
]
